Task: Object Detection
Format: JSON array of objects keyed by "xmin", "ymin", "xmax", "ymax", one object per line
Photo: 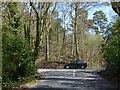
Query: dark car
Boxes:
[{"xmin": 64, "ymin": 60, "xmax": 87, "ymax": 69}]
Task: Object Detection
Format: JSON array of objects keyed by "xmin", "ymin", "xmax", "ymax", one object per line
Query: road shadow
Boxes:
[
  {"xmin": 27, "ymin": 87, "xmax": 118, "ymax": 90},
  {"xmin": 27, "ymin": 69, "xmax": 118, "ymax": 90},
  {"xmin": 26, "ymin": 76, "xmax": 118, "ymax": 90}
]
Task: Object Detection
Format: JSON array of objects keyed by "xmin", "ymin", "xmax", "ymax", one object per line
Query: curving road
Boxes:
[{"xmin": 27, "ymin": 68, "xmax": 118, "ymax": 90}]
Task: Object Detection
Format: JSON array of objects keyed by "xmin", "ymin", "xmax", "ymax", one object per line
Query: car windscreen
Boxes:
[{"xmin": 71, "ymin": 60, "xmax": 83, "ymax": 63}]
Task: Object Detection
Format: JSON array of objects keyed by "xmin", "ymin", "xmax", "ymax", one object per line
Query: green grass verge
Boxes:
[{"xmin": 2, "ymin": 74, "xmax": 45, "ymax": 90}]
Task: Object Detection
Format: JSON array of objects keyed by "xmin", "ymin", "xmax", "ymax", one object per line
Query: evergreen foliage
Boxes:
[
  {"xmin": 2, "ymin": 2, "xmax": 35, "ymax": 86},
  {"xmin": 104, "ymin": 19, "xmax": 120, "ymax": 76}
]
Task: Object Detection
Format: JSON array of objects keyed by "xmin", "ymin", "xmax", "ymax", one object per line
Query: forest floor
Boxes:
[{"xmin": 98, "ymin": 70, "xmax": 120, "ymax": 89}]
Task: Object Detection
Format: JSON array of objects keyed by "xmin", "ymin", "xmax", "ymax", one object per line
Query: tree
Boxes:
[
  {"xmin": 30, "ymin": 2, "xmax": 41, "ymax": 60},
  {"xmin": 44, "ymin": 3, "xmax": 56, "ymax": 61},
  {"xmin": 68, "ymin": 2, "xmax": 90, "ymax": 59},
  {"xmin": 104, "ymin": 18, "xmax": 120, "ymax": 76},
  {"xmin": 2, "ymin": 2, "xmax": 21, "ymax": 34},
  {"xmin": 93, "ymin": 10, "xmax": 108, "ymax": 36},
  {"xmin": 111, "ymin": 2, "xmax": 120, "ymax": 16},
  {"xmin": 60, "ymin": 6, "xmax": 68, "ymax": 56},
  {"xmin": 2, "ymin": 2, "xmax": 35, "ymax": 85},
  {"xmin": 30, "ymin": 2, "xmax": 52, "ymax": 60},
  {"xmin": 68, "ymin": 2, "xmax": 81, "ymax": 59}
]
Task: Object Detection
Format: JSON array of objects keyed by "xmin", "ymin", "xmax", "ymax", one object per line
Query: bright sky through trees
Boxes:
[
  {"xmin": 88, "ymin": 4, "xmax": 117, "ymax": 23},
  {"xmin": 55, "ymin": 2, "xmax": 117, "ymax": 34}
]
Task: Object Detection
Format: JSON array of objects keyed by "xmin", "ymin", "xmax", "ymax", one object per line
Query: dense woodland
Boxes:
[{"xmin": 1, "ymin": 1, "xmax": 120, "ymax": 87}]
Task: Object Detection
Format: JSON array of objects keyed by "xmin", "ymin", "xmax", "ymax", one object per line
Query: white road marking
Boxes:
[{"xmin": 73, "ymin": 70, "xmax": 75, "ymax": 77}]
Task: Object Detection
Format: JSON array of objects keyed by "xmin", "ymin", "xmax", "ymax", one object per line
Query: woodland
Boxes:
[{"xmin": 1, "ymin": 1, "xmax": 120, "ymax": 88}]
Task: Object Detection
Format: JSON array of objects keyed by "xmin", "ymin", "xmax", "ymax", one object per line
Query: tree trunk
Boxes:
[
  {"xmin": 74, "ymin": 5, "xmax": 79, "ymax": 59},
  {"xmin": 61, "ymin": 15, "xmax": 66, "ymax": 56},
  {"xmin": 45, "ymin": 34, "xmax": 49, "ymax": 61},
  {"xmin": 57, "ymin": 27, "xmax": 59, "ymax": 45},
  {"xmin": 44, "ymin": 3, "xmax": 52, "ymax": 61},
  {"xmin": 111, "ymin": 2, "xmax": 120, "ymax": 16},
  {"xmin": 30, "ymin": 2, "xmax": 40, "ymax": 60},
  {"xmin": 24, "ymin": 24, "xmax": 27, "ymax": 40},
  {"xmin": 71, "ymin": 33, "xmax": 74, "ymax": 56}
]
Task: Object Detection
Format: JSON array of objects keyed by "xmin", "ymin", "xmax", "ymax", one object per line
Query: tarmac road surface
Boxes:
[{"xmin": 27, "ymin": 68, "xmax": 118, "ymax": 90}]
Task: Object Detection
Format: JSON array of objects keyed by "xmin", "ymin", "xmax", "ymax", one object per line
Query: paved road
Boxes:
[{"xmin": 27, "ymin": 68, "xmax": 118, "ymax": 90}]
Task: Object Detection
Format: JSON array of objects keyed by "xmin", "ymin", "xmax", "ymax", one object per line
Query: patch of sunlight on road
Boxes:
[
  {"xmin": 81, "ymin": 77, "xmax": 97, "ymax": 80},
  {"xmin": 37, "ymin": 68, "xmax": 100, "ymax": 73},
  {"xmin": 58, "ymin": 80, "xmax": 74, "ymax": 83}
]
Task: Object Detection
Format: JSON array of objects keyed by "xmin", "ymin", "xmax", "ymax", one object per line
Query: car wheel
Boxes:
[
  {"xmin": 81, "ymin": 66, "xmax": 85, "ymax": 69},
  {"xmin": 66, "ymin": 66, "xmax": 70, "ymax": 69}
]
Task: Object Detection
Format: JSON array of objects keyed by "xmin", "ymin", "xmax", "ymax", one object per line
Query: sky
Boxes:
[{"xmin": 87, "ymin": 4, "xmax": 117, "ymax": 23}]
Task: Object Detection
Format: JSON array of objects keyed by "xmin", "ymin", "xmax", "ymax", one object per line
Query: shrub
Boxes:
[{"xmin": 2, "ymin": 32, "xmax": 35, "ymax": 85}]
